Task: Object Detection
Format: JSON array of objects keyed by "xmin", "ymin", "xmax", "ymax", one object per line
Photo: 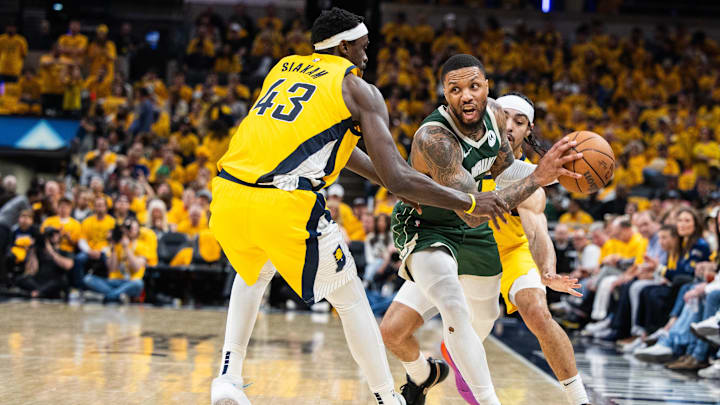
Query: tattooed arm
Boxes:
[{"xmin": 412, "ymin": 125, "xmax": 489, "ymax": 227}]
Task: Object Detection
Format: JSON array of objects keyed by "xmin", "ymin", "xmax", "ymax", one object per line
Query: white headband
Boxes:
[
  {"xmin": 497, "ymin": 95, "xmax": 534, "ymax": 123},
  {"xmin": 313, "ymin": 23, "xmax": 368, "ymax": 51}
]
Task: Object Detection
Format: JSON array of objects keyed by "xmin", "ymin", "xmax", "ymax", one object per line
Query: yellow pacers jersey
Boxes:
[
  {"xmin": 218, "ymin": 53, "xmax": 362, "ymax": 190},
  {"xmin": 481, "ymin": 157, "xmax": 531, "ymax": 252}
]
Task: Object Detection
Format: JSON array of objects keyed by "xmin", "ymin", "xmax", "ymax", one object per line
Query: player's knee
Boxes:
[
  {"xmin": 439, "ymin": 295, "xmax": 471, "ymax": 326},
  {"xmin": 518, "ymin": 296, "xmax": 552, "ymax": 331},
  {"xmin": 380, "ymin": 316, "xmax": 410, "ymax": 348}
]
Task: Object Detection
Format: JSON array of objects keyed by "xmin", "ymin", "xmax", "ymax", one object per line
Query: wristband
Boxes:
[{"xmin": 464, "ymin": 193, "xmax": 476, "ymax": 214}]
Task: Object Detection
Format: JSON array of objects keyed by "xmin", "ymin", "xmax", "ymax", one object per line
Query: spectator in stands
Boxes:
[
  {"xmin": 62, "ymin": 65, "xmax": 83, "ymax": 118},
  {"xmin": 0, "ymin": 174, "xmax": 18, "ymax": 208},
  {"xmin": 0, "ymin": 24, "xmax": 28, "ymax": 83},
  {"xmin": 559, "ymin": 200, "xmax": 594, "ymax": 230},
  {"xmin": 41, "ymin": 197, "xmax": 81, "ymax": 255},
  {"xmin": 6, "ymin": 209, "xmax": 38, "ymax": 280},
  {"xmin": 228, "ymin": 3, "xmax": 255, "ymax": 39},
  {"xmin": 115, "ymin": 22, "xmax": 136, "ymax": 79},
  {"xmin": 72, "ymin": 189, "xmax": 93, "ymax": 222},
  {"xmin": 113, "ymin": 195, "xmax": 135, "ymax": 224},
  {"xmin": 87, "ymin": 24, "xmax": 116, "ymax": 79},
  {"xmin": 39, "ymin": 43, "xmax": 72, "ymax": 116},
  {"xmin": 185, "ymin": 146, "xmax": 215, "ymax": 184},
  {"xmin": 327, "ymin": 184, "xmax": 365, "ymax": 242},
  {"xmin": 168, "ymin": 188, "xmax": 195, "ymax": 229},
  {"xmin": 364, "ymin": 214, "xmax": 392, "ymax": 285},
  {"xmin": 58, "ymin": 20, "xmax": 88, "ymax": 64},
  {"xmin": 553, "ymin": 223, "xmax": 576, "ymax": 275},
  {"xmin": 0, "ymin": 188, "xmax": 41, "ymax": 286},
  {"xmin": 72, "ymin": 196, "xmax": 115, "ymax": 290},
  {"xmin": 15, "ymin": 226, "xmax": 73, "ymax": 298},
  {"xmin": 186, "ymin": 25, "xmax": 216, "ymax": 78},
  {"xmin": 571, "ymin": 228, "xmax": 602, "ymax": 278},
  {"xmin": 636, "ymin": 208, "xmax": 711, "ymax": 335},
  {"xmin": 129, "ymin": 87, "xmax": 154, "ymax": 135},
  {"xmin": 177, "ymin": 204, "xmax": 207, "ymax": 238},
  {"xmin": 146, "ymin": 198, "xmax": 168, "ymax": 236},
  {"xmin": 83, "ymin": 217, "xmax": 148, "ymax": 304}
]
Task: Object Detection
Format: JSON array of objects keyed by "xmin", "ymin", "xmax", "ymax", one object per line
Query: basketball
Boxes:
[{"xmin": 557, "ymin": 131, "xmax": 615, "ymax": 194}]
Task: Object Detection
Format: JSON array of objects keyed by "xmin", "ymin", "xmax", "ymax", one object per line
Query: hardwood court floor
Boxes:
[{"xmin": 0, "ymin": 301, "xmax": 563, "ymax": 404}]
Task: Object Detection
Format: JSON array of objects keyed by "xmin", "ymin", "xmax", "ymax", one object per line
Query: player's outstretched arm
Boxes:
[
  {"xmin": 518, "ymin": 189, "xmax": 582, "ymax": 297},
  {"xmin": 346, "ymin": 147, "xmax": 386, "ymax": 188},
  {"xmin": 412, "ymin": 124, "xmax": 501, "ymax": 228},
  {"xmin": 342, "ymin": 74, "xmax": 509, "ymax": 220}
]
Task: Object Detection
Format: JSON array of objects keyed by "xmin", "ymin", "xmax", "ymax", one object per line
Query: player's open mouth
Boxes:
[
  {"xmin": 461, "ymin": 105, "xmax": 477, "ymax": 120},
  {"xmin": 507, "ymin": 134, "xmax": 515, "ymax": 144}
]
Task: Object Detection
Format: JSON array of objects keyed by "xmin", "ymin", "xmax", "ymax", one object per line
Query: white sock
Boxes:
[
  {"xmin": 325, "ymin": 276, "xmax": 399, "ymax": 405},
  {"xmin": 401, "ymin": 352, "xmax": 431, "ymax": 385},
  {"xmin": 219, "ymin": 262, "xmax": 275, "ymax": 382},
  {"xmin": 560, "ymin": 374, "xmax": 589, "ymax": 405}
]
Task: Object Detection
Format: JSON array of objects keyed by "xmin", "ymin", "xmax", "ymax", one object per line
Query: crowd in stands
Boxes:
[{"xmin": 0, "ymin": 4, "xmax": 719, "ymax": 378}]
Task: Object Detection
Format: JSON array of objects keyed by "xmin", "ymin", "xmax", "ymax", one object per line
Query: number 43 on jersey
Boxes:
[{"xmin": 252, "ymin": 79, "xmax": 317, "ymax": 123}]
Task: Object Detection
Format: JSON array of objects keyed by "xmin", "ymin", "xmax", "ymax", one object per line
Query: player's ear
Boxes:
[{"xmin": 340, "ymin": 40, "xmax": 349, "ymax": 57}]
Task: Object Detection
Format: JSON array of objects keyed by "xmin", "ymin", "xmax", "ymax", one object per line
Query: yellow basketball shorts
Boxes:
[
  {"xmin": 499, "ymin": 242, "xmax": 545, "ymax": 314},
  {"xmin": 209, "ymin": 175, "xmax": 356, "ymax": 304}
]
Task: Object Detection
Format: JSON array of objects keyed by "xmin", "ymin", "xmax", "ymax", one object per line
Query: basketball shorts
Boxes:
[
  {"xmin": 499, "ymin": 243, "xmax": 546, "ymax": 314},
  {"xmin": 209, "ymin": 174, "xmax": 356, "ymax": 304}
]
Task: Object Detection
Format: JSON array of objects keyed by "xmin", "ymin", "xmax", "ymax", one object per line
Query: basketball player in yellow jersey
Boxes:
[{"xmin": 208, "ymin": 8, "xmax": 513, "ymax": 405}]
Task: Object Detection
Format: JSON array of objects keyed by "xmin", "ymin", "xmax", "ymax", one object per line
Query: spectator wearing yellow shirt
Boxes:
[
  {"xmin": 0, "ymin": 24, "xmax": 28, "ymax": 82},
  {"xmin": 559, "ymin": 200, "xmax": 594, "ymax": 230},
  {"xmin": 39, "ymin": 44, "xmax": 73, "ymax": 115},
  {"xmin": 84, "ymin": 66, "xmax": 113, "ymax": 99},
  {"xmin": 186, "ymin": 25, "xmax": 215, "ymax": 71},
  {"xmin": 381, "ymin": 12, "xmax": 413, "ymax": 43},
  {"xmin": 87, "ymin": 24, "xmax": 116, "ymax": 78},
  {"xmin": 327, "ymin": 184, "xmax": 366, "ymax": 242},
  {"xmin": 693, "ymin": 127, "xmax": 720, "ymax": 178},
  {"xmin": 58, "ymin": 20, "xmax": 88, "ymax": 64},
  {"xmin": 167, "ymin": 188, "xmax": 195, "ymax": 228},
  {"xmin": 177, "ymin": 204, "xmax": 208, "ymax": 238},
  {"xmin": 72, "ymin": 196, "xmax": 115, "ymax": 289},
  {"xmin": 213, "ymin": 43, "xmax": 242, "ymax": 78},
  {"xmin": 83, "ymin": 217, "xmax": 148, "ymax": 303},
  {"xmin": 257, "ymin": 4, "xmax": 283, "ymax": 32},
  {"xmin": 41, "ymin": 197, "xmax": 81, "ymax": 254},
  {"xmin": 185, "ymin": 146, "xmax": 216, "ymax": 185},
  {"xmin": 18, "ymin": 68, "xmax": 41, "ymax": 104},
  {"xmin": 85, "ymin": 137, "xmax": 117, "ymax": 174},
  {"xmin": 62, "ymin": 65, "xmax": 83, "ymax": 117}
]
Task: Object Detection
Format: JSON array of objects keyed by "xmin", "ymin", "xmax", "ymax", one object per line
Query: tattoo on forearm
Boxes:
[
  {"xmin": 415, "ymin": 125, "xmax": 486, "ymax": 227},
  {"xmin": 497, "ymin": 174, "xmax": 540, "ymax": 209}
]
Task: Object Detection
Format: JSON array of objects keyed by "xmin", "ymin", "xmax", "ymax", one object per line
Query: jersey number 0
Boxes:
[{"xmin": 253, "ymin": 79, "xmax": 317, "ymax": 123}]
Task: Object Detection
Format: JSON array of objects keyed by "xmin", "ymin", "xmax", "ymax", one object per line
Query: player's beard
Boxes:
[{"xmin": 448, "ymin": 100, "xmax": 487, "ymax": 140}]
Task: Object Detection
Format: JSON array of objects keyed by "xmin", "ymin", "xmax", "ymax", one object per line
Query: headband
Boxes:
[
  {"xmin": 313, "ymin": 23, "xmax": 368, "ymax": 51},
  {"xmin": 497, "ymin": 95, "xmax": 534, "ymax": 123}
]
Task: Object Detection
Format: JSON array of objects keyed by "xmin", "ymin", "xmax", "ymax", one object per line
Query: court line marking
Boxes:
[{"xmin": 487, "ymin": 335, "xmax": 560, "ymax": 387}]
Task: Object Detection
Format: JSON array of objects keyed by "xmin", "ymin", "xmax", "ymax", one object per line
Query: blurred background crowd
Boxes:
[{"xmin": 0, "ymin": 0, "xmax": 719, "ymax": 378}]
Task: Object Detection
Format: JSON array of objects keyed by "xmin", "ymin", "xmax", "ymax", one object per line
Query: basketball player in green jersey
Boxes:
[{"xmin": 381, "ymin": 55, "xmax": 583, "ymax": 405}]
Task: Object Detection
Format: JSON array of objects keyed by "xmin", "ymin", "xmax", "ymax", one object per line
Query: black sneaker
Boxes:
[{"xmin": 399, "ymin": 357, "xmax": 450, "ymax": 405}]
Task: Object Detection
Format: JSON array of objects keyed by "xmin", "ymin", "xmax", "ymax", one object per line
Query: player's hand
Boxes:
[
  {"xmin": 533, "ymin": 136, "xmax": 583, "ymax": 186},
  {"xmin": 542, "ymin": 273, "xmax": 583, "ymax": 297},
  {"xmin": 468, "ymin": 191, "xmax": 510, "ymax": 229},
  {"xmin": 400, "ymin": 197, "xmax": 422, "ymax": 214}
]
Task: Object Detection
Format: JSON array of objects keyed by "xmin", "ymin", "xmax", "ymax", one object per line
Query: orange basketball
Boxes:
[{"xmin": 557, "ymin": 131, "xmax": 615, "ymax": 194}]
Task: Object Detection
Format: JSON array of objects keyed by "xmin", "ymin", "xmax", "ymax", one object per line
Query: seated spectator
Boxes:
[
  {"xmin": 85, "ymin": 137, "xmax": 118, "ymax": 176},
  {"xmin": 553, "ymin": 223, "xmax": 576, "ymax": 275},
  {"xmin": 39, "ymin": 44, "xmax": 73, "ymax": 116},
  {"xmin": 58, "ymin": 20, "xmax": 88, "ymax": 64},
  {"xmin": 0, "ymin": 174, "xmax": 18, "ymax": 208},
  {"xmin": 364, "ymin": 213, "xmax": 392, "ymax": 284},
  {"xmin": 0, "ymin": 188, "xmax": 41, "ymax": 285},
  {"xmin": 83, "ymin": 217, "xmax": 148, "ymax": 303},
  {"xmin": 185, "ymin": 146, "xmax": 216, "ymax": 185},
  {"xmin": 72, "ymin": 189, "xmax": 93, "ymax": 222},
  {"xmin": 41, "ymin": 197, "xmax": 81, "ymax": 254},
  {"xmin": 176, "ymin": 204, "xmax": 207, "ymax": 238},
  {"xmin": 167, "ymin": 188, "xmax": 195, "ymax": 229},
  {"xmin": 15, "ymin": 226, "xmax": 73, "ymax": 298},
  {"xmin": 113, "ymin": 194, "xmax": 135, "ymax": 224},
  {"xmin": 327, "ymin": 184, "xmax": 365, "ymax": 242},
  {"xmin": 559, "ymin": 200, "xmax": 594, "ymax": 230},
  {"xmin": 72, "ymin": 197, "xmax": 116, "ymax": 289},
  {"xmin": 87, "ymin": 24, "xmax": 116, "ymax": 79},
  {"xmin": 635, "ymin": 208, "xmax": 711, "ymax": 335},
  {"xmin": 6, "ymin": 209, "xmax": 38, "ymax": 279}
]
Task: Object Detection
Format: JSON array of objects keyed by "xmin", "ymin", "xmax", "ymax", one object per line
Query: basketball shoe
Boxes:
[
  {"xmin": 211, "ymin": 375, "xmax": 251, "ymax": 405},
  {"xmin": 399, "ymin": 356, "xmax": 449, "ymax": 405}
]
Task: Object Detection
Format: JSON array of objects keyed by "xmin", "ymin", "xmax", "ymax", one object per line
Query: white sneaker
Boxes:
[
  {"xmin": 698, "ymin": 362, "xmax": 720, "ymax": 379},
  {"xmin": 582, "ymin": 318, "xmax": 611, "ymax": 336},
  {"xmin": 646, "ymin": 328, "xmax": 668, "ymax": 341},
  {"xmin": 690, "ymin": 313, "xmax": 720, "ymax": 337},
  {"xmin": 634, "ymin": 343, "xmax": 673, "ymax": 363},
  {"xmin": 622, "ymin": 338, "xmax": 646, "ymax": 354},
  {"xmin": 211, "ymin": 375, "xmax": 251, "ymax": 405}
]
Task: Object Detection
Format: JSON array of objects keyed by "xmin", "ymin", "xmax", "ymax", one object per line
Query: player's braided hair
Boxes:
[
  {"xmin": 501, "ymin": 91, "xmax": 547, "ymax": 157},
  {"xmin": 311, "ymin": 7, "xmax": 364, "ymax": 49}
]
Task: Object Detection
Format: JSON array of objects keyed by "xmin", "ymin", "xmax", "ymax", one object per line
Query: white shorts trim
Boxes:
[{"xmin": 508, "ymin": 267, "xmax": 546, "ymax": 307}]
